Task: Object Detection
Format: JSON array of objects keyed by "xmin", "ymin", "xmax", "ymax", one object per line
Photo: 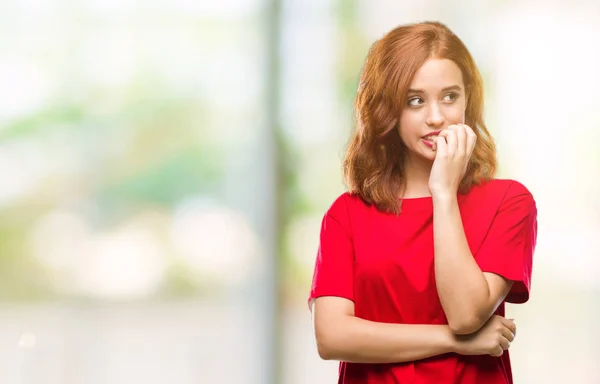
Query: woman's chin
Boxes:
[
  {"xmin": 417, "ymin": 141, "xmax": 436, "ymax": 161},
  {"xmin": 419, "ymin": 148, "xmax": 436, "ymax": 162},
  {"xmin": 406, "ymin": 143, "xmax": 436, "ymax": 163},
  {"xmin": 406, "ymin": 151, "xmax": 435, "ymax": 165}
]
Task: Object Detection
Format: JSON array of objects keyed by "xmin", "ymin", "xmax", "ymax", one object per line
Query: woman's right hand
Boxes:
[{"xmin": 452, "ymin": 315, "xmax": 516, "ymax": 357}]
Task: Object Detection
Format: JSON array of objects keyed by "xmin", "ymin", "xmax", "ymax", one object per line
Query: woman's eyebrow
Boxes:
[{"xmin": 407, "ymin": 85, "xmax": 462, "ymax": 94}]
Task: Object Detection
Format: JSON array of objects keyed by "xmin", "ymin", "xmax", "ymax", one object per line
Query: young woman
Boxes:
[{"xmin": 308, "ymin": 21, "xmax": 538, "ymax": 383}]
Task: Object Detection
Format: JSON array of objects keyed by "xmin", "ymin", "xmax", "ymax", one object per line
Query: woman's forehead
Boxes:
[{"xmin": 408, "ymin": 58, "xmax": 464, "ymax": 91}]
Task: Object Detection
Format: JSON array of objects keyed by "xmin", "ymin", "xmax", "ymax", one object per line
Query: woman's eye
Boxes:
[
  {"xmin": 443, "ymin": 92, "xmax": 459, "ymax": 102},
  {"xmin": 407, "ymin": 97, "xmax": 423, "ymax": 107}
]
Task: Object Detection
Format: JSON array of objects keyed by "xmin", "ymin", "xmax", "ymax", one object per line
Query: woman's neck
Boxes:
[{"xmin": 401, "ymin": 156, "xmax": 433, "ymax": 199}]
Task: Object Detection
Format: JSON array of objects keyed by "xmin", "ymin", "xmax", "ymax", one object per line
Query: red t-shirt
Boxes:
[{"xmin": 309, "ymin": 179, "xmax": 538, "ymax": 383}]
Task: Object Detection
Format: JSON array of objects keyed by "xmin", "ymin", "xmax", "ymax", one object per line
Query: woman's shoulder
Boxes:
[
  {"xmin": 323, "ymin": 191, "xmax": 373, "ymax": 222},
  {"xmin": 466, "ymin": 178, "xmax": 536, "ymax": 212},
  {"xmin": 327, "ymin": 191, "xmax": 367, "ymax": 212},
  {"xmin": 470, "ymin": 178, "xmax": 534, "ymax": 199}
]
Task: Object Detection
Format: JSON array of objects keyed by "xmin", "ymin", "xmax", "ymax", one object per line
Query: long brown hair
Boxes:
[{"xmin": 343, "ymin": 21, "xmax": 497, "ymax": 214}]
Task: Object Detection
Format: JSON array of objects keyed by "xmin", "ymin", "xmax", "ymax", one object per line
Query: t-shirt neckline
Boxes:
[
  {"xmin": 399, "ymin": 192, "xmax": 466, "ymax": 213},
  {"xmin": 398, "ymin": 195, "xmax": 433, "ymax": 213}
]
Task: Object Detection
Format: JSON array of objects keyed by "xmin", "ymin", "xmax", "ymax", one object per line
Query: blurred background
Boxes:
[{"xmin": 0, "ymin": 0, "xmax": 598, "ymax": 383}]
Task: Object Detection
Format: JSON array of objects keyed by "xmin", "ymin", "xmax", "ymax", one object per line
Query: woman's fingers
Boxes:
[
  {"xmin": 499, "ymin": 336, "xmax": 511, "ymax": 351},
  {"xmin": 438, "ymin": 129, "xmax": 457, "ymax": 157},
  {"xmin": 452, "ymin": 124, "xmax": 467, "ymax": 157},
  {"xmin": 435, "ymin": 135, "xmax": 447, "ymax": 157},
  {"xmin": 460, "ymin": 123, "xmax": 477, "ymax": 157},
  {"xmin": 490, "ymin": 345, "xmax": 504, "ymax": 357},
  {"xmin": 501, "ymin": 326, "xmax": 515, "ymax": 343},
  {"xmin": 501, "ymin": 318, "xmax": 517, "ymax": 337}
]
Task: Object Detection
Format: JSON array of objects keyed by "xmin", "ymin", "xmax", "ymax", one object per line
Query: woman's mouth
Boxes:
[
  {"xmin": 422, "ymin": 137, "xmax": 435, "ymax": 148},
  {"xmin": 421, "ymin": 131, "xmax": 442, "ymax": 148}
]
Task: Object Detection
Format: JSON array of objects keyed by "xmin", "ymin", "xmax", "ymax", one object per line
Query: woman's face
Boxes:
[{"xmin": 398, "ymin": 58, "xmax": 467, "ymax": 163}]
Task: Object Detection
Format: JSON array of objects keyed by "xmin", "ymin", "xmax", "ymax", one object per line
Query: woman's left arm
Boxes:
[
  {"xmin": 432, "ymin": 194, "xmax": 513, "ymax": 335},
  {"xmin": 429, "ymin": 124, "xmax": 536, "ymax": 335}
]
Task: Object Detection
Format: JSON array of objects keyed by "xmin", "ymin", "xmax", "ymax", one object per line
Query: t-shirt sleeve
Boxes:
[
  {"xmin": 475, "ymin": 183, "xmax": 538, "ymax": 304},
  {"xmin": 308, "ymin": 195, "xmax": 355, "ymax": 306}
]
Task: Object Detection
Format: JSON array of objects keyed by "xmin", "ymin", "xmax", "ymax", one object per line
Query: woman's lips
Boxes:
[
  {"xmin": 421, "ymin": 131, "xmax": 442, "ymax": 148},
  {"xmin": 421, "ymin": 130, "xmax": 442, "ymax": 149},
  {"xmin": 422, "ymin": 138, "xmax": 435, "ymax": 148},
  {"xmin": 422, "ymin": 130, "xmax": 442, "ymax": 139}
]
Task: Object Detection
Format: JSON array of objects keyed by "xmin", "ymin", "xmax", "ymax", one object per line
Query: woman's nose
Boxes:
[{"xmin": 425, "ymin": 103, "xmax": 445, "ymax": 127}]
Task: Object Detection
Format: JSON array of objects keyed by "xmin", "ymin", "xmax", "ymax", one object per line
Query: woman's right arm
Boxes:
[
  {"xmin": 312, "ymin": 296, "xmax": 455, "ymax": 363},
  {"xmin": 312, "ymin": 296, "xmax": 515, "ymax": 363}
]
